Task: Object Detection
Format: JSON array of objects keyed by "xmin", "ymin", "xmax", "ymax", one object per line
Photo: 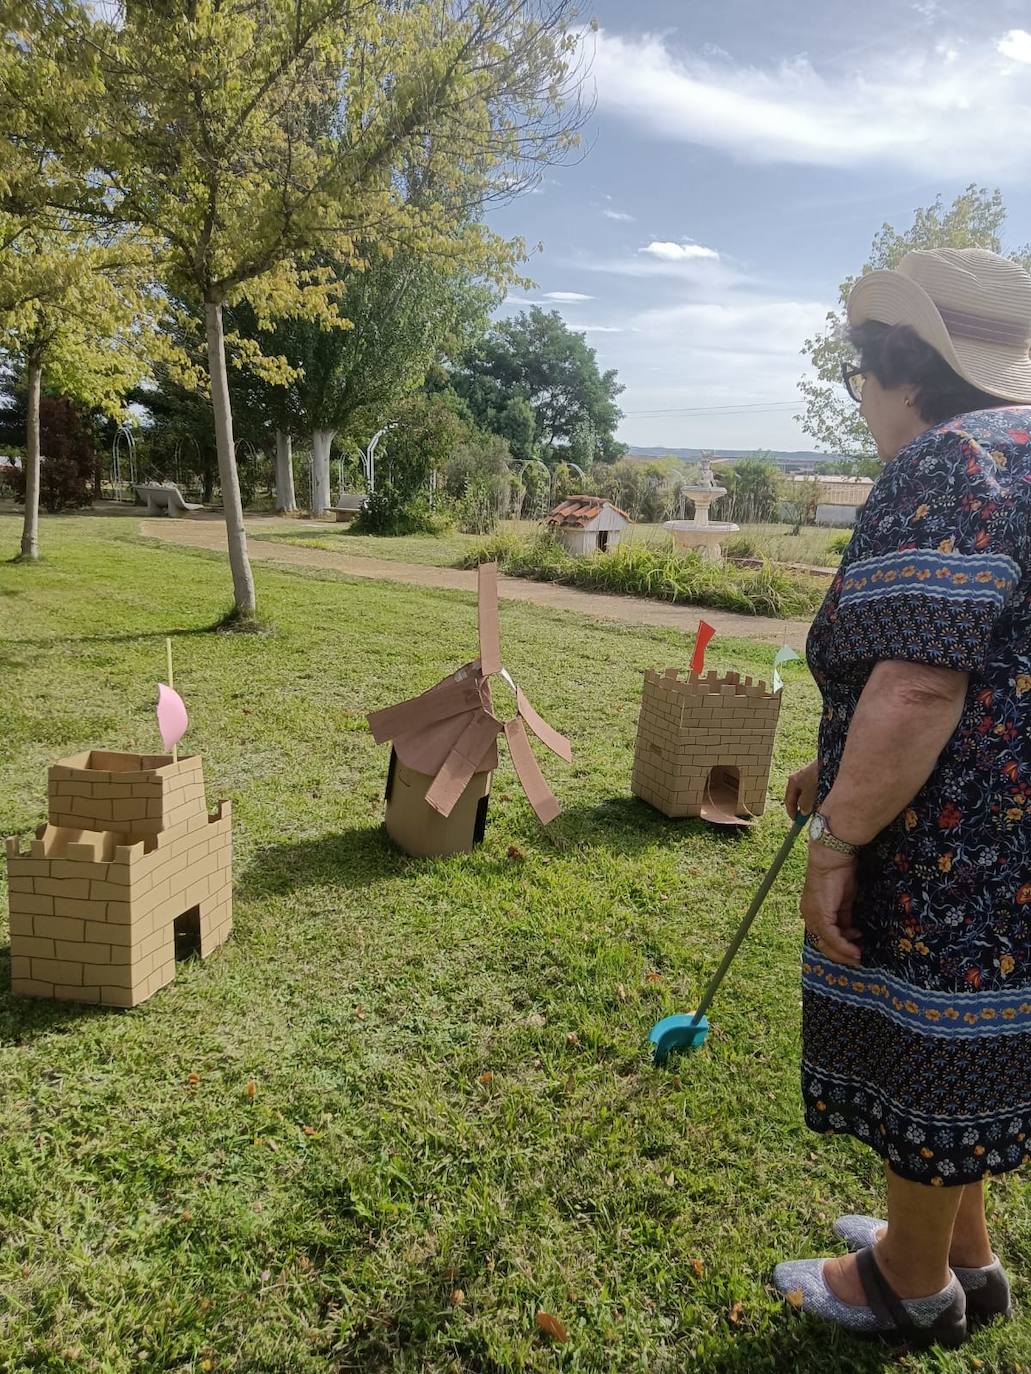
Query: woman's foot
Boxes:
[
  {"xmin": 773, "ymin": 1247, "xmax": 967, "ymax": 1347},
  {"xmin": 833, "ymin": 1216, "xmax": 1013, "ymax": 1323}
]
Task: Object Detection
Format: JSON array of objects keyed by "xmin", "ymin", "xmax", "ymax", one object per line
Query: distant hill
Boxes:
[{"xmin": 626, "ymin": 446, "xmax": 845, "ymax": 471}]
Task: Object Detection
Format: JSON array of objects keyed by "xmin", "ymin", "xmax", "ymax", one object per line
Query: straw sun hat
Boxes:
[{"xmin": 847, "ymin": 247, "xmax": 1031, "ymax": 403}]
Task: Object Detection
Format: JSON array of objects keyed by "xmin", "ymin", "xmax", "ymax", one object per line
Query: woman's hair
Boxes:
[{"xmin": 849, "ymin": 321, "xmax": 1008, "ymax": 424}]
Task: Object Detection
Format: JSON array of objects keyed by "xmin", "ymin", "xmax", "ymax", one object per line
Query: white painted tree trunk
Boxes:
[
  {"xmin": 19, "ymin": 354, "xmax": 42, "ymax": 560},
  {"xmin": 311, "ymin": 428, "xmax": 336, "ymax": 514},
  {"xmin": 274, "ymin": 430, "xmax": 297, "ymax": 512},
  {"xmin": 204, "ymin": 300, "xmax": 256, "ymax": 616}
]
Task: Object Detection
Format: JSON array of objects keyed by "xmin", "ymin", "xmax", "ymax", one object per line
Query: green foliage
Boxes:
[
  {"xmin": 798, "ymin": 186, "xmax": 1031, "ymax": 455},
  {"xmin": 592, "ymin": 459, "xmax": 666, "ymax": 521},
  {"xmin": 452, "ymin": 307, "xmax": 625, "ymax": 462},
  {"xmin": 827, "ymin": 530, "xmax": 853, "ymax": 556},
  {"xmin": 716, "ymin": 458, "xmax": 780, "ymax": 524},
  {"xmin": 6, "ymin": 396, "xmax": 96, "ymax": 512},
  {"xmin": 353, "ymin": 486, "xmax": 452, "ymax": 536},
  {"xmin": 459, "ymin": 532, "xmax": 826, "ymax": 618}
]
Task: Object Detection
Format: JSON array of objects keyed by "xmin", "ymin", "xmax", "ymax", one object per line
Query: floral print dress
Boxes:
[{"xmin": 804, "ymin": 407, "xmax": 1031, "ymax": 1186}]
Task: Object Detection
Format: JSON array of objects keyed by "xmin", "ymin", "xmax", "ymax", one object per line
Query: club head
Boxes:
[{"xmin": 649, "ymin": 1013, "xmax": 710, "ymax": 1066}]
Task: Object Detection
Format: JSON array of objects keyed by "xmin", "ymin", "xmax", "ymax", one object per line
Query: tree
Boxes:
[
  {"xmin": 5, "ymin": 394, "xmax": 96, "ymax": 512},
  {"xmin": 0, "ymin": 212, "xmax": 151, "ymax": 559},
  {"xmin": 7, "ymin": 0, "xmax": 587, "ymax": 613},
  {"xmin": 453, "ymin": 307, "xmax": 625, "ymax": 462},
  {"xmin": 798, "ymin": 186, "xmax": 1031, "ymax": 456},
  {"xmin": 354, "ymin": 391, "xmax": 467, "ymax": 534},
  {"xmin": 778, "ymin": 474, "xmax": 825, "ymax": 535},
  {"xmin": 719, "ymin": 457, "xmax": 779, "ymax": 524},
  {"xmin": 229, "ymin": 249, "xmax": 495, "ymax": 514}
]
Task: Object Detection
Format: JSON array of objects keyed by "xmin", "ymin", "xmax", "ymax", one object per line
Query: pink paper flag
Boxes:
[{"xmin": 157, "ymin": 682, "xmax": 189, "ymax": 752}]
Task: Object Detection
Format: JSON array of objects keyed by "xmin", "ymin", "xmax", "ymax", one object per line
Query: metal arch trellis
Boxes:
[
  {"xmin": 510, "ymin": 458, "xmax": 553, "ymax": 521},
  {"xmin": 111, "ymin": 425, "xmax": 137, "ymax": 503},
  {"xmin": 173, "ymin": 435, "xmax": 202, "ymax": 492},
  {"xmin": 361, "ymin": 423, "xmax": 397, "ymax": 496}
]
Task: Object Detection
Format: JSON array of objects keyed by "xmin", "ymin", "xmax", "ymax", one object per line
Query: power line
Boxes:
[{"xmin": 623, "ymin": 401, "xmax": 799, "ymax": 418}]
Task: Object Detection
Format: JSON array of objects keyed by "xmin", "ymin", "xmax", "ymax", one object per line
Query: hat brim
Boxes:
[{"xmin": 847, "ymin": 270, "xmax": 1031, "ymax": 404}]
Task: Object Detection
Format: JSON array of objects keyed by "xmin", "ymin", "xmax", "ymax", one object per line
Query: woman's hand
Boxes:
[
  {"xmin": 800, "ymin": 846, "xmax": 862, "ymax": 967},
  {"xmin": 785, "ymin": 759, "xmax": 819, "ymax": 820}
]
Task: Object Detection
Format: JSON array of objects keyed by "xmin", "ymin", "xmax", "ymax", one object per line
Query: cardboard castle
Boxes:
[
  {"xmin": 367, "ymin": 563, "xmax": 572, "ymax": 857},
  {"xmin": 632, "ymin": 667, "xmax": 782, "ymax": 825},
  {"xmin": 6, "ymin": 750, "xmax": 232, "ymax": 1007}
]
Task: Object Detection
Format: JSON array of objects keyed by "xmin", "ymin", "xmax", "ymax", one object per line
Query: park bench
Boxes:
[
  {"xmin": 135, "ymin": 483, "xmax": 205, "ymax": 516},
  {"xmin": 331, "ymin": 492, "xmax": 367, "ymax": 522}
]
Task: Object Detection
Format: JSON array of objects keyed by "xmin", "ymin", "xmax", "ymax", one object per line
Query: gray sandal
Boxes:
[
  {"xmin": 774, "ymin": 1246, "xmax": 968, "ymax": 1348},
  {"xmin": 834, "ymin": 1215, "xmax": 1013, "ymax": 1324}
]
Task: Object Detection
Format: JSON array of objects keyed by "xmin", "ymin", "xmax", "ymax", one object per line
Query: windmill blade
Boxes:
[
  {"xmin": 424, "ymin": 711, "xmax": 503, "ymax": 818},
  {"xmin": 478, "ymin": 563, "xmax": 502, "ymax": 677},
  {"xmin": 516, "ymin": 688, "xmax": 572, "ymax": 764},
  {"xmin": 505, "ymin": 717, "xmax": 561, "ymax": 825}
]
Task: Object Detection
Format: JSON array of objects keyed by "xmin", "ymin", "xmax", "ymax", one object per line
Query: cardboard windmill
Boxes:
[
  {"xmin": 367, "ymin": 563, "xmax": 572, "ymax": 857},
  {"xmin": 631, "ymin": 623, "xmax": 786, "ymax": 827},
  {"xmin": 5, "ymin": 643, "xmax": 233, "ymax": 1007}
]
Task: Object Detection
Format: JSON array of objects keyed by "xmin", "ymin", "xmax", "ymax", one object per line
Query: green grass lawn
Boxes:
[
  {"xmin": 1, "ymin": 514, "xmax": 1027, "ymax": 1372},
  {"xmin": 255, "ymin": 519, "xmax": 846, "ymax": 575}
]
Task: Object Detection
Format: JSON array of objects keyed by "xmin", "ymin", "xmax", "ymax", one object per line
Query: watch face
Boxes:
[{"xmin": 809, "ymin": 814, "xmax": 826, "ymax": 841}]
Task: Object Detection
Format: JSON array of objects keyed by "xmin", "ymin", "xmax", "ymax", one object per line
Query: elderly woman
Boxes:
[{"xmin": 773, "ymin": 248, "xmax": 1031, "ymax": 1348}]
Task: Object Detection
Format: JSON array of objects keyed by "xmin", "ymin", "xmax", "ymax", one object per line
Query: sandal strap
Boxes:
[{"xmin": 855, "ymin": 1247, "xmax": 915, "ymax": 1333}]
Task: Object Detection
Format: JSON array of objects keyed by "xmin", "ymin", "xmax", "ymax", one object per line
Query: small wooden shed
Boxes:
[{"xmin": 545, "ymin": 496, "xmax": 630, "ymax": 556}]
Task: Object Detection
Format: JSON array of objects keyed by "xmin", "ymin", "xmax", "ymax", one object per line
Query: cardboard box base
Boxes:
[{"xmin": 384, "ymin": 752, "xmax": 490, "ymax": 858}]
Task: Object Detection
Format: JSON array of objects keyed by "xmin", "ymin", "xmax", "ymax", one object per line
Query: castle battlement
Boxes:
[
  {"xmin": 6, "ymin": 751, "xmax": 232, "ymax": 1008},
  {"xmin": 632, "ymin": 668, "xmax": 782, "ymax": 821}
]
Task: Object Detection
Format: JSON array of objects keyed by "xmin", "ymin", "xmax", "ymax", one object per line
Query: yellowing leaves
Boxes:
[{"xmin": 535, "ymin": 1311, "xmax": 568, "ymax": 1343}]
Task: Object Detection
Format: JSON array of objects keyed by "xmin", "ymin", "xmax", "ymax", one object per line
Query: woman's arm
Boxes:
[
  {"xmin": 801, "ymin": 659, "xmax": 968, "ymax": 966},
  {"xmin": 820, "ymin": 659, "xmax": 969, "ymax": 845}
]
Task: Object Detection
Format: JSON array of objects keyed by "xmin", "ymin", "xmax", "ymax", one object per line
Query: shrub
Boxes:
[
  {"xmin": 725, "ymin": 533, "xmax": 763, "ymax": 560},
  {"xmin": 827, "ymin": 529, "xmax": 853, "ymax": 555},
  {"xmin": 8, "ymin": 397, "xmax": 96, "ymax": 512},
  {"xmin": 352, "ymin": 486, "xmax": 453, "ymax": 536},
  {"xmin": 458, "ymin": 534, "xmax": 826, "ymax": 618}
]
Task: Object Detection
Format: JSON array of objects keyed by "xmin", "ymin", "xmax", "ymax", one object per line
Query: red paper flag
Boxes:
[{"xmin": 690, "ymin": 621, "xmax": 715, "ymax": 676}]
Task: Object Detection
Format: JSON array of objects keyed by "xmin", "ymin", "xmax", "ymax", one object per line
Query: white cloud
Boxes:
[
  {"xmin": 590, "ymin": 27, "xmax": 1031, "ymax": 175},
  {"xmin": 603, "ymin": 209, "xmax": 636, "ymax": 222},
  {"xmin": 580, "ymin": 325, "xmax": 623, "ymax": 333},
  {"xmin": 998, "ymin": 29, "xmax": 1031, "ymax": 63},
  {"xmin": 543, "ymin": 291, "xmax": 595, "ymax": 302},
  {"xmin": 640, "ymin": 240, "xmax": 720, "ymax": 263}
]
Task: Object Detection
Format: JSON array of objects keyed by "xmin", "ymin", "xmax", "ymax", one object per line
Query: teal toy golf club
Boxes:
[{"xmin": 650, "ymin": 811, "xmax": 809, "ymax": 1065}]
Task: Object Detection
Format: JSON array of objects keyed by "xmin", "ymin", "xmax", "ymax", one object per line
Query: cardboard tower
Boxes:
[
  {"xmin": 632, "ymin": 667, "xmax": 781, "ymax": 825},
  {"xmin": 6, "ymin": 750, "xmax": 232, "ymax": 1007},
  {"xmin": 367, "ymin": 563, "xmax": 572, "ymax": 857}
]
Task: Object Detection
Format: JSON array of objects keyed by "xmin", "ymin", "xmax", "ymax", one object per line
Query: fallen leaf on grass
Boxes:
[
  {"xmin": 478, "ymin": 1071, "xmax": 494, "ymax": 1085},
  {"xmin": 180, "ymin": 1209, "xmax": 193, "ymax": 1222},
  {"xmin": 187, "ymin": 1072, "xmax": 200, "ymax": 1086},
  {"xmin": 536, "ymin": 1311, "xmax": 568, "ymax": 1343},
  {"xmin": 354, "ymin": 1004, "xmax": 366, "ymax": 1020},
  {"xmin": 690, "ymin": 1258, "xmax": 704, "ymax": 1279},
  {"xmin": 302, "ymin": 1125, "xmax": 318, "ymax": 1137},
  {"xmin": 728, "ymin": 1301, "xmax": 744, "ymax": 1325},
  {"xmin": 616, "ymin": 983, "xmax": 628, "ymax": 1002},
  {"xmin": 785, "ymin": 1289, "xmax": 804, "ymax": 1310},
  {"xmin": 450, "ymin": 1289, "xmax": 465, "ymax": 1307},
  {"xmin": 645, "ymin": 971, "xmax": 662, "ymax": 984},
  {"xmin": 566, "ymin": 1032, "xmax": 580, "ymax": 1047},
  {"xmin": 507, "ymin": 844, "xmax": 525, "ymax": 861},
  {"xmin": 664, "ymin": 1172, "xmax": 675, "ymax": 1187}
]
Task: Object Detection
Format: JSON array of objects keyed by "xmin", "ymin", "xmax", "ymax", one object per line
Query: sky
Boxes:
[{"xmin": 484, "ymin": 0, "xmax": 1031, "ymax": 453}]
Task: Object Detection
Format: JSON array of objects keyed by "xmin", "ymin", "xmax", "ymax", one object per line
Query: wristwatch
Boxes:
[{"xmin": 808, "ymin": 810, "xmax": 861, "ymax": 856}]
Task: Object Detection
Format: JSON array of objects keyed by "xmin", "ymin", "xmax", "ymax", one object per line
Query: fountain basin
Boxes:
[{"xmin": 663, "ymin": 520, "xmax": 740, "ymax": 561}]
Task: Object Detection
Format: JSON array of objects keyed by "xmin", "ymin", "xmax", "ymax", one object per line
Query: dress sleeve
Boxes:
[{"xmin": 826, "ymin": 424, "xmax": 1027, "ymax": 675}]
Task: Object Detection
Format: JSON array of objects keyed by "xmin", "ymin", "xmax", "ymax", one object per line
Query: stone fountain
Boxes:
[{"xmin": 663, "ymin": 455, "xmax": 739, "ymax": 561}]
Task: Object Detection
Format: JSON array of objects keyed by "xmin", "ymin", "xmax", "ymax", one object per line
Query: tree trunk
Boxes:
[
  {"xmin": 311, "ymin": 428, "xmax": 335, "ymax": 515},
  {"xmin": 19, "ymin": 354, "xmax": 42, "ymax": 560},
  {"xmin": 274, "ymin": 430, "xmax": 297, "ymax": 511},
  {"xmin": 204, "ymin": 299, "xmax": 256, "ymax": 617}
]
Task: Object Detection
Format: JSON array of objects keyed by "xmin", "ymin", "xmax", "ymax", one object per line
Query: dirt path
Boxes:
[{"xmin": 141, "ymin": 516, "xmax": 817, "ymax": 650}]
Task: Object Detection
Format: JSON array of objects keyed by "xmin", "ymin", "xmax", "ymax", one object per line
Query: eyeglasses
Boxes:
[{"xmin": 841, "ymin": 362, "xmax": 866, "ymax": 403}]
